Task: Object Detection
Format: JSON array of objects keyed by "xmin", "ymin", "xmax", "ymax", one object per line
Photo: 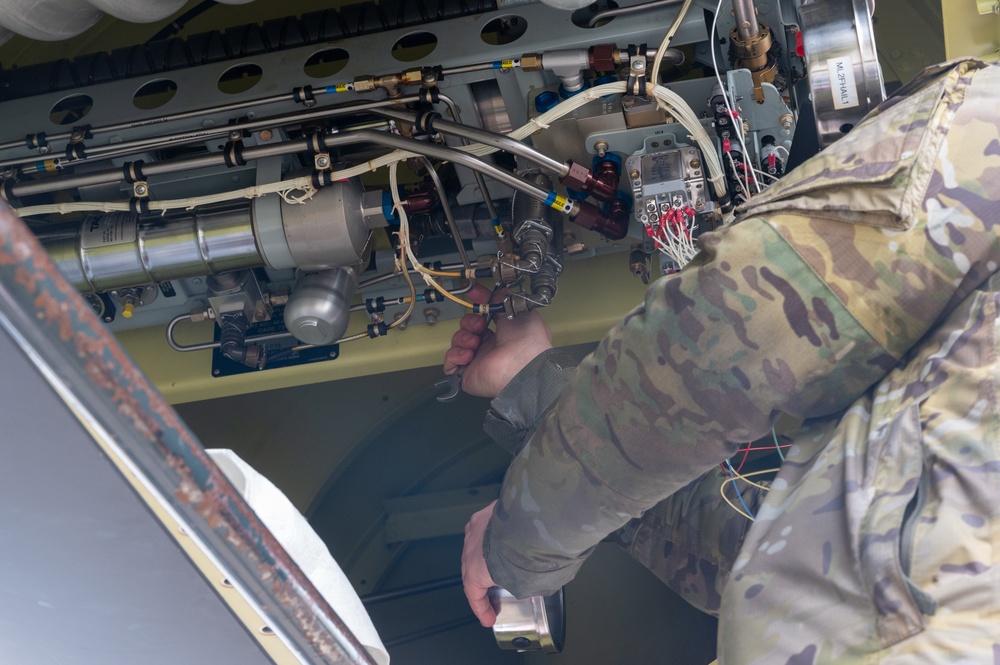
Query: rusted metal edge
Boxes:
[{"xmin": 0, "ymin": 201, "xmax": 377, "ymax": 665}]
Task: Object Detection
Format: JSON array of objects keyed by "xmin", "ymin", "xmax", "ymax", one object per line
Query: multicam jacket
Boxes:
[{"xmin": 482, "ymin": 58, "xmax": 1000, "ymax": 663}]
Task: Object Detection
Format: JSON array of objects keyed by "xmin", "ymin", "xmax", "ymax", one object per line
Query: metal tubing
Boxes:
[
  {"xmin": 440, "ymin": 62, "xmax": 501, "ymax": 76},
  {"xmin": 419, "ymin": 157, "xmax": 472, "ymax": 270},
  {"xmin": 167, "ymin": 277, "xmax": 476, "ymax": 353},
  {"xmin": 4, "ymin": 95, "xmax": 420, "ymax": 172},
  {"xmin": 11, "ymin": 130, "xmax": 556, "ymax": 213},
  {"xmin": 733, "ymin": 0, "xmax": 760, "ymax": 41},
  {"xmin": 0, "ymin": 86, "xmax": 415, "ymax": 155},
  {"xmin": 586, "ymin": 0, "xmax": 687, "ymax": 27},
  {"xmin": 436, "ymin": 94, "xmax": 501, "ymax": 227},
  {"xmin": 323, "ymin": 131, "xmax": 555, "ymax": 209},
  {"xmin": 372, "ymin": 107, "xmax": 568, "ymax": 176}
]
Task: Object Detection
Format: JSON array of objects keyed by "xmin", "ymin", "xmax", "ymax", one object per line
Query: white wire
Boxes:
[
  {"xmin": 725, "ymin": 152, "xmax": 751, "ymax": 199},
  {"xmin": 650, "ymin": 0, "xmax": 695, "ymax": 89},
  {"xmin": 710, "ymin": 0, "xmax": 760, "ymax": 195},
  {"xmin": 13, "ymin": 175, "xmax": 320, "ymax": 217}
]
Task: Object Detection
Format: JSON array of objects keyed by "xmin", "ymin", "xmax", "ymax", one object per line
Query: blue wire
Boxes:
[{"xmin": 725, "ymin": 459, "xmax": 756, "ymax": 519}]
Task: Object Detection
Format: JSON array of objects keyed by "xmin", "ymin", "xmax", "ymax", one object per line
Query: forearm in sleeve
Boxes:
[{"xmin": 485, "ymin": 217, "xmax": 903, "ymax": 597}]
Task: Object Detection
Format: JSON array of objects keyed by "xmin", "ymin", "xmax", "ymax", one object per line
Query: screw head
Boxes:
[{"xmin": 259, "ymin": 129, "xmax": 273, "ymax": 141}]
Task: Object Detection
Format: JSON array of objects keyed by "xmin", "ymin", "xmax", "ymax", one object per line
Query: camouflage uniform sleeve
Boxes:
[
  {"xmin": 483, "ymin": 348, "xmax": 579, "ymax": 456},
  {"xmin": 484, "ymin": 58, "xmax": 997, "ymax": 599}
]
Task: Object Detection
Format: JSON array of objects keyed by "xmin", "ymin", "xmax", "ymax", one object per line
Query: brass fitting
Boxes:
[
  {"xmin": 352, "ymin": 76, "xmax": 376, "ymax": 93},
  {"xmin": 520, "ymin": 53, "xmax": 543, "ymax": 72}
]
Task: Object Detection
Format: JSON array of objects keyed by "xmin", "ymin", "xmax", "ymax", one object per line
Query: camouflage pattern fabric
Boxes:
[{"xmin": 482, "ymin": 58, "xmax": 1000, "ymax": 663}]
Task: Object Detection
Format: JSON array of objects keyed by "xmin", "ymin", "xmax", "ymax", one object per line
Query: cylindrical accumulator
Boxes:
[{"xmin": 283, "ymin": 267, "xmax": 359, "ymax": 346}]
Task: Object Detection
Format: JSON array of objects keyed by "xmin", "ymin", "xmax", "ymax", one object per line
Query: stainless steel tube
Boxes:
[
  {"xmin": 371, "ymin": 108, "xmax": 568, "ymax": 176},
  {"xmin": 420, "ymin": 157, "xmax": 472, "ymax": 270},
  {"xmin": 12, "ymin": 129, "xmax": 556, "ymax": 211},
  {"xmin": 732, "ymin": 0, "xmax": 760, "ymax": 40},
  {"xmin": 586, "ymin": 0, "xmax": 686, "ymax": 27},
  {"xmin": 4, "ymin": 95, "xmax": 419, "ymax": 172}
]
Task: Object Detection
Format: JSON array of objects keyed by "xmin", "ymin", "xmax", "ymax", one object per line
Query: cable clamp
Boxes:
[
  {"xmin": 129, "ymin": 197, "xmax": 151, "ymax": 214},
  {"xmin": 69, "ymin": 125, "xmax": 92, "ymax": 145},
  {"xmin": 314, "ymin": 153, "xmax": 332, "ymax": 171},
  {"xmin": 306, "ymin": 132, "xmax": 330, "ymax": 155},
  {"xmin": 122, "ymin": 159, "xmax": 146, "ymax": 184},
  {"xmin": 625, "ymin": 43, "xmax": 648, "ymax": 97},
  {"xmin": 25, "ymin": 132, "xmax": 49, "ymax": 153},
  {"xmin": 415, "ymin": 110, "xmax": 441, "ymax": 134},
  {"xmin": 419, "ymin": 86, "xmax": 440, "ymax": 104},
  {"xmin": 223, "ymin": 139, "xmax": 246, "ymax": 168},
  {"xmin": 311, "ymin": 171, "xmax": 327, "ymax": 188},
  {"xmin": 367, "ymin": 321, "xmax": 389, "ymax": 338},
  {"xmin": 293, "ymin": 85, "xmax": 316, "ymax": 107},
  {"xmin": 1, "ymin": 177, "xmax": 20, "ymax": 207},
  {"xmin": 65, "ymin": 143, "xmax": 87, "ymax": 161}
]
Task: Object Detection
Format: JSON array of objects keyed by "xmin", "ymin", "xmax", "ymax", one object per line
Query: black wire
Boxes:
[{"xmin": 146, "ymin": 1, "xmax": 220, "ymax": 44}]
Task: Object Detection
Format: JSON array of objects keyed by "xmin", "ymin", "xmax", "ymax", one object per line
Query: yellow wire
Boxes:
[
  {"xmin": 720, "ymin": 481, "xmax": 755, "ymax": 522},
  {"xmin": 389, "ymin": 162, "xmax": 478, "ymax": 311},
  {"xmin": 719, "ymin": 467, "xmax": 781, "ymax": 522},
  {"xmin": 425, "ymin": 269, "xmax": 464, "ymax": 278},
  {"xmin": 728, "ymin": 466, "xmax": 780, "ymax": 491}
]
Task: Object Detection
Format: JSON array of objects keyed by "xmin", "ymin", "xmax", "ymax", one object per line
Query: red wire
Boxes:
[{"xmin": 729, "ymin": 442, "xmax": 793, "ymax": 473}]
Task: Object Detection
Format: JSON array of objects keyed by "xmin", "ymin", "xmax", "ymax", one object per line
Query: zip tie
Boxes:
[{"xmin": 528, "ymin": 117, "xmax": 551, "ymax": 132}]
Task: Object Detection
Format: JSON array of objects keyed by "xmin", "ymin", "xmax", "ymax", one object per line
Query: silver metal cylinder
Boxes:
[
  {"xmin": 42, "ymin": 207, "xmax": 262, "ymax": 292},
  {"xmin": 489, "ymin": 587, "xmax": 565, "ymax": 653},
  {"xmin": 283, "ymin": 267, "xmax": 358, "ymax": 345},
  {"xmin": 797, "ymin": 0, "xmax": 886, "ymax": 147},
  {"xmin": 279, "ymin": 180, "xmax": 376, "ymax": 272},
  {"xmin": 732, "ymin": 0, "xmax": 760, "ymax": 41}
]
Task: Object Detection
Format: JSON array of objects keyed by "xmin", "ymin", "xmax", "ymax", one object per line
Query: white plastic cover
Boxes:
[{"xmin": 207, "ymin": 449, "xmax": 391, "ymax": 665}]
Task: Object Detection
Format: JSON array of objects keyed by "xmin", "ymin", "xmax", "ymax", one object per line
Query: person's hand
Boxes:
[
  {"xmin": 443, "ymin": 284, "xmax": 553, "ymax": 398},
  {"xmin": 462, "ymin": 500, "xmax": 499, "ymax": 627}
]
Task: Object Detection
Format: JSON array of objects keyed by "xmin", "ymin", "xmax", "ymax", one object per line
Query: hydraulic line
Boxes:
[
  {"xmin": 2, "ymin": 95, "xmax": 422, "ymax": 172},
  {"xmin": 586, "ymin": 0, "xmax": 687, "ymax": 28},
  {"xmin": 372, "ymin": 108, "xmax": 567, "ymax": 177},
  {"xmin": 435, "ymin": 95, "xmax": 502, "ymax": 241},
  {"xmin": 419, "ymin": 157, "xmax": 473, "ymax": 270},
  {"xmin": 166, "ymin": 276, "xmax": 474, "ymax": 353},
  {"xmin": 9, "ymin": 129, "xmax": 564, "ymax": 217}
]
